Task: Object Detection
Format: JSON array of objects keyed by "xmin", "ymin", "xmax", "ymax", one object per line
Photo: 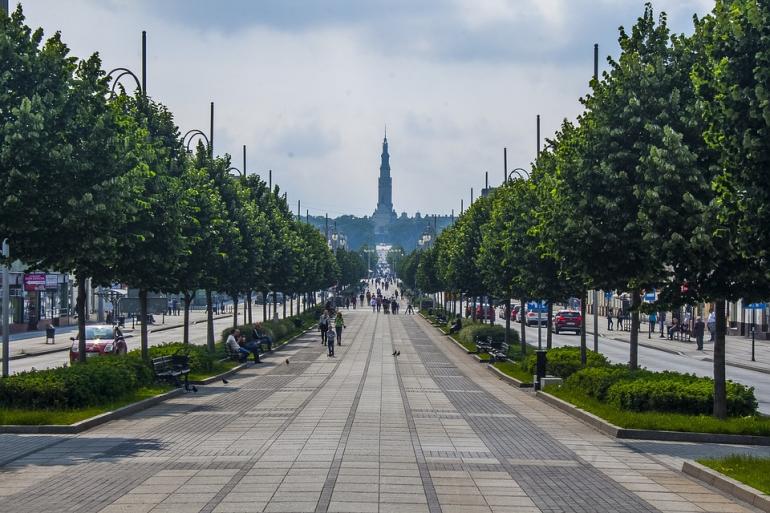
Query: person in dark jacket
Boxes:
[{"xmin": 693, "ymin": 317, "xmax": 705, "ymax": 350}]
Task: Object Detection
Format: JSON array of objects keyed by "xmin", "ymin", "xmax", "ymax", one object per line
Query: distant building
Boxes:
[{"xmin": 372, "ymin": 130, "xmax": 397, "ymax": 241}]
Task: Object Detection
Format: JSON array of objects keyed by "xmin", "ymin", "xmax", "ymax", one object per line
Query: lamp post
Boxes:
[
  {"xmin": 2, "ymin": 239, "xmax": 9, "ymax": 377},
  {"xmin": 505, "ymin": 165, "xmax": 531, "ymax": 349}
]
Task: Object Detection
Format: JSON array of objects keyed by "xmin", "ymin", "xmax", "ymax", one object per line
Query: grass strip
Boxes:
[
  {"xmin": 188, "ymin": 360, "xmax": 241, "ymax": 382},
  {"xmin": 698, "ymin": 455, "xmax": 770, "ymax": 494},
  {"xmin": 546, "ymin": 386, "xmax": 770, "ymax": 436},
  {"xmin": 0, "ymin": 385, "xmax": 172, "ymax": 426},
  {"xmin": 493, "ymin": 361, "xmax": 532, "ymax": 384}
]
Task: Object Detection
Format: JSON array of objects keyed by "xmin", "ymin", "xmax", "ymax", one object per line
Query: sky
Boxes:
[{"xmin": 20, "ymin": 0, "xmax": 713, "ymax": 218}]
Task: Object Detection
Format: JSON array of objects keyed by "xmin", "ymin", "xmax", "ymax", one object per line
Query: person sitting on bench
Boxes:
[
  {"xmin": 227, "ymin": 329, "xmax": 260, "ymax": 363},
  {"xmin": 449, "ymin": 317, "xmax": 462, "ymax": 334},
  {"xmin": 252, "ymin": 323, "xmax": 272, "ymax": 351},
  {"xmin": 668, "ymin": 318, "xmax": 682, "ymax": 340}
]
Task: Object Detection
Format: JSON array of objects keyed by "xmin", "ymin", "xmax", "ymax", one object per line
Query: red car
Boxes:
[
  {"xmin": 552, "ymin": 310, "xmax": 582, "ymax": 334},
  {"xmin": 69, "ymin": 325, "xmax": 128, "ymax": 363}
]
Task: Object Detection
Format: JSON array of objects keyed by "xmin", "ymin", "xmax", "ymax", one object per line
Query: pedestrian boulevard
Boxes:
[{"xmin": 0, "ymin": 310, "xmax": 760, "ymax": 513}]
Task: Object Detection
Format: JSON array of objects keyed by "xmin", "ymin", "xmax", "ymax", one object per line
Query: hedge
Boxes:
[
  {"xmin": 221, "ymin": 306, "xmax": 323, "ymax": 345},
  {"xmin": 563, "ymin": 366, "xmax": 758, "ymax": 416},
  {"xmin": 525, "ymin": 346, "xmax": 608, "ymax": 379},
  {"xmin": 0, "ymin": 355, "xmax": 154, "ymax": 410},
  {"xmin": 140, "ymin": 343, "xmax": 220, "ymax": 373},
  {"xmin": 457, "ymin": 322, "xmax": 520, "ymax": 348}
]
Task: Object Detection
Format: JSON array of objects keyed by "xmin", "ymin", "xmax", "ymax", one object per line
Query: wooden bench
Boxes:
[
  {"xmin": 491, "ymin": 342, "xmax": 512, "ymax": 362},
  {"xmin": 224, "ymin": 345, "xmax": 244, "ymax": 362},
  {"xmin": 152, "ymin": 355, "xmax": 191, "ymax": 391}
]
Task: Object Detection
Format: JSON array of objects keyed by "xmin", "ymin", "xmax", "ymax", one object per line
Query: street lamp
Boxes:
[{"xmin": 106, "ymin": 31, "xmax": 147, "ymax": 98}]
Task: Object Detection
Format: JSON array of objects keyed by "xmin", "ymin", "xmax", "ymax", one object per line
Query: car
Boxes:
[
  {"xmin": 69, "ymin": 325, "xmax": 128, "ymax": 363},
  {"xmin": 518, "ymin": 308, "xmax": 548, "ymax": 326},
  {"xmin": 498, "ymin": 304, "xmax": 521, "ymax": 321},
  {"xmin": 552, "ymin": 309, "xmax": 582, "ymax": 334},
  {"xmin": 474, "ymin": 304, "xmax": 496, "ymax": 320}
]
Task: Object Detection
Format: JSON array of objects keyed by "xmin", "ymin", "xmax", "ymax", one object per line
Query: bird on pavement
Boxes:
[
  {"xmin": 285, "ymin": 358, "xmax": 290, "ymax": 365},
  {"xmin": 396, "ymin": 351, "xmax": 400, "ymax": 356},
  {"xmin": 192, "ymin": 385, "xmax": 198, "ymax": 393},
  {"xmin": 392, "ymin": 350, "xmax": 397, "ymax": 356},
  {"xmin": 222, "ymin": 378, "xmax": 229, "ymax": 384}
]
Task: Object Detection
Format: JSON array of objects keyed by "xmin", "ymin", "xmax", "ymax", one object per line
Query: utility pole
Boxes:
[
  {"xmin": 593, "ymin": 43, "xmax": 600, "ymax": 353},
  {"xmin": 1, "ymin": 0, "xmax": 9, "ymax": 14},
  {"xmin": 209, "ymin": 101, "xmax": 214, "ymax": 157},
  {"xmin": 504, "ymin": 147, "xmax": 507, "ymax": 183},
  {"xmin": 297, "ymin": 200, "xmax": 301, "ymax": 222},
  {"xmin": 269, "ymin": 169, "xmax": 272, "ymax": 191},
  {"xmin": 2, "ymin": 239, "xmax": 10, "ymax": 377},
  {"xmin": 243, "ymin": 145, "xmax": 247, "ymax": 177}
]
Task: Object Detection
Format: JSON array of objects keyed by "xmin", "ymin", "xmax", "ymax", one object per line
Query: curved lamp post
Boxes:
[
  {"xmin": 183, "ymin": 129, "xmax": 211, "ymax": 154},
  {"xmin": 506, "ymin": 167, "xmax": 530, "ymax": 182}
]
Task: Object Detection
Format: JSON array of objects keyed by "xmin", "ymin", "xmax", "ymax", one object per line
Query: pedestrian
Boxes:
[
  {"xmin": 606, "ymin": 306, "xmax": 613, "ymax": 331},
  {"xmin": 648, "ymin": 311, "xmax": 657, "ymax": 337},
  {"xmin": 334, "ymin": 312, "xmax": 345, "ymax": 345},
  {"xmin": 172, "ymin": 298, "xmax": 179, "ymax": 315},
  {"xmin": 167, "ymin": 299, "xmax": 173, "ymax": 316},
  {"xmin": 345, "ymin": 297, "xmax": 350, "ymax": 310},
  {"xmin": 694, "ymin": 316, "xmax": 705, "ymax": 350},
  {"xmin": 707, "ymin": 311, "xmax": 716, "ymax": 342},
  {"xmin": 371, "ymin": 297, "xmax": 377, "ymax": 312},
  {"xmin": 616, "ymin": 307, "xmax": 624, "ymax": 331},
  {"xmin": 659, "ymin": 311, "xmax": 666, "ymax": 338},
  {"xmin": 360, "ymin": 292, "xmax": 365, "ymax": 306},
  {"xmin": 319, "ymin": 310, "xmax": 330, "ymax": 344},
  {"xmin": 326, "ymin": 326, "xmax": 336, "ymax": 357}
]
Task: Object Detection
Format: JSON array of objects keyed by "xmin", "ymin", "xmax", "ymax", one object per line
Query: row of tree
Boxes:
[
  {"xmin": 0, "ymin": 8, "xmax": 353, "ymax": 361},
  {"xmin": 402, "ymin": 0, "xmax": 770, "ymax": 419}
]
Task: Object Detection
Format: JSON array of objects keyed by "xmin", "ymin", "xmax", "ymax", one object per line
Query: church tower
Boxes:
[{"xmin": 373, "ymin": 129, "xmax": 396, "ymax": 239}]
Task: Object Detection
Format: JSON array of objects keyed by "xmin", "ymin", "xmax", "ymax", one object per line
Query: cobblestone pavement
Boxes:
[{"xmin": 0, "ymin": 311, "xmax": 762, "ymax": 512}]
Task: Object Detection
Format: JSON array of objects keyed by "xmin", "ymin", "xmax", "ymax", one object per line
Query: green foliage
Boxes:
[
  {"xmin": 564, "ymin": 365, "xmax": 647, "ymax": 401},
  {"xmin": 457, "ymin": 323, "xmax": 519, "ymax": 348},
  {"xmin": 0, "ymin": 356, "xmax": 154, "ymax": 410},
  {"xmin": 525, "ymin": 347, "xmax": 609, "ymax": 379},
  {"xmin": 606, "ymin": 375, "xmax": 757, "ymax": 417}
]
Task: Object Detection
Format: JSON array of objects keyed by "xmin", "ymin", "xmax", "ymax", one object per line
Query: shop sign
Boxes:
[{"xmin": 24, "ymin": 273, "xmax": 46, "ymax": 291}]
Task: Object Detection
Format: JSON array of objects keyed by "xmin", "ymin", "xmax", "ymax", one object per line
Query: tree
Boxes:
[
  {"xmin": 111, "ymin": 94, "xmax": 188, "ymax": 360},
  {"xmin": 0, "ymin": 8, "xmax": 124, "ymax": 359}
]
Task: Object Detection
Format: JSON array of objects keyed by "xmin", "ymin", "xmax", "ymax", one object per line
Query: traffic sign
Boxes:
[
  {"xmin": 604, "ymin": 291, "xmax": 613, "ymax": 300},
  {"xmin": 746, "ymin": 303, "xmax": 766, "ymax": 310},
  {"xmin": 643, "ymin": 289, "xmax": 656, "ymax": 302}
]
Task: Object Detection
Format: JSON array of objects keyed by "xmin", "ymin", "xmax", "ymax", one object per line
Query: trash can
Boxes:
[
  {"xmin": 535, "ymin": 349, "xmax": 547, "ymax": 390},
  {"xmin": 45, "ymin": 325, "xmax": 56, "ymax": 345},
  {"xmin": 118, "ymin": 316, "xmax": 125, "ymax": 327}
]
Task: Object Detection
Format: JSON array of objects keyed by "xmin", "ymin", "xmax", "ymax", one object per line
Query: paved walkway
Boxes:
[{"xmin": 0, "ymin": 310, "xmax": 766, "ymax": 512}]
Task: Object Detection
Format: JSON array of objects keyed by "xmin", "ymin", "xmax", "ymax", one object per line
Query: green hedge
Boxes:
[
  {"xmin": 457, "ymin": 322, "xmax": 520, "ymax": 348},
  {"xmin": 140, "ymin": 343, "xmax": 220, "ymax": 373},
  {"xmin": 0, "ymin": 356, "xmax": 154, "ymax": 410},
  {"xmin": 564, "ymin": 366, "xmax": 758, "ymax": 416},
  {"xmin": 525, "ymin": 346, "xmax": 608, "ymax": 379},
  {"xmin": 220, "ymin": 306, "xmax": 322, "ymax": 345}
]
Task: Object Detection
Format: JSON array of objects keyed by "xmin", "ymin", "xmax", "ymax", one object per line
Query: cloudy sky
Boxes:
[{"xmin": 21, "ymin": 0, "xmax": 712, "ymax": 217}]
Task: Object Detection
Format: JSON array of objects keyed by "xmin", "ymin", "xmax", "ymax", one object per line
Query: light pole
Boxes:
[{"xmin": 2, "ymin": 239, "xmax": 9, "ymax": 377}]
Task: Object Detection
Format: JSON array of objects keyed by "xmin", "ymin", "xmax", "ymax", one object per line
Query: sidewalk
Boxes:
[
  {"xmin": 1, "ymin": 303, "xmax": 276, "ymax": 360},
  {"xmin": 583, "ymin": 312, "xmax": 770, "ymax": 374}
]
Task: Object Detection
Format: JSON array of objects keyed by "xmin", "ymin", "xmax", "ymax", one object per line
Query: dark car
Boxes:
[
  {"xmin": 552, "ymin": 310, "xmax": 582, "ymax": 334},
  {"xmin": 69, "ymin": 325, "xmax": 128, "ymax": 363}
]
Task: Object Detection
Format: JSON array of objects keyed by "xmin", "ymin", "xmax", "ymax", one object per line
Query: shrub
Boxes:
[
  {"xmin": 142, "ymin": 343, "xmax": 219, "ymax": 373},
  {"xmin": 525, "ymin": 346, "xmax": 608, "ymax": 379},
  {"xmin": 0, "ymin": 355, "xmax": 154, "ymax": 410},
  {"xmin": 606, "ymin": 376, "xmax": 758, "ymax": 416},
  {"xmin": 565, "ymin": 365, "xmax": 649, "ymax": 400},
  {"xmin": 220, "ymin": 309, "xmax": 319, "ymax": 345},
  {"xmin": 457, "ymin": 323, "xmax": 520, "ymax": 348}
]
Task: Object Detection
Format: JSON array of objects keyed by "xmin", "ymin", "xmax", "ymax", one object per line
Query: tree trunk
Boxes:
[
  {"xmin": 206, "ymin": 289, "xmax": 215, "ymax": 352},
  {"xmin": 546, "ymin": 300, "xmax": 553, "ymax": 349},
  {"xmin": 472, "ymin": 296, "xmax": 477, "ymax": 322},
  {"xmin": 183, "ymin": 291, "xmax": 192, "ymax": 344},
  {"xmin": 76, "ymin": 273, "xmax": 87, "ymax": 363},
  {"xmin": 520, "ymin": 296, "xmax": 527, "ymax": 355},
  {"xmin": 247, "ymin": 290, "xmax": 253, "ymax": 324},
  {"xmin": 629, "ymin": 290, "xmax": 641, "ymax": 370},
  {"xmin": 273, "ymin": 293, "xmax": 278, "ymax": 320},
  {"xmin": 232, "ymin": 292, "xmax": 238, "ymax": 328},
  {"xmin": 580, "ymin": 291, "xmax": 587, "ymax": 365},
  {"xmin": 504, "ymin": 298, "xmax": 511, "ymax": 347},
  {"xmin": 713, "ymin": 299, "xmax": 727, "ymax": 419},
  {"xmin": 139, "ymin": 288, "xmax": 149, "ymax": 361},
  {"xmin": 283, "ymin": 294, "xmax": 287, "ymax": 319},
  {"xmin": 263, "ymin": 291, "xmax": 267, "ymax": 322}
]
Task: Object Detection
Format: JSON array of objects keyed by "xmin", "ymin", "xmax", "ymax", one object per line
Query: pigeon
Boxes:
[
  {"xmin": 285, "ymin": 358, "xmax": 290, "ymax": 365},
  {"xmin": 192, "ymin": 386, "xmax": 198, "ymax": 393},
  {"xmin": 222, "ymin": 378, "xmax": 229, "ymax": 384},
  {"xmin": 392, "ymin": 350, "xmax": 397, "ymax": 356},
  {"xmin": 396, "ymin": 351, "xmax": 401, "ymax": 356}
]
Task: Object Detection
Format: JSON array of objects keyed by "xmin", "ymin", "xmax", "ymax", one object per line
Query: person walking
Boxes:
[
  {"xmin": 659, "ymin": 311, "xmax": 667, "ymax": 338},
  {"xmin": 694, "ymin": 316, "xmax": 705, "ymax": 350},
  {"xmin": 334, "ymin": 312, "xmax": 345, "ymax": 345},
  {"xmin": 607, "ymin": 306, "xmax": 613, "ymax": 331},
  {"xmin": 707, "ymin": 311, "xmax": 716, "ymax": 342},
  {"xmin": 370, "ymin": 297, "xmax": 377, "ymax": 312},
  {"xmin": 648, "ymin": 311, "xmax": 657, "ymax": 337},
  {"xmin": 616, "ymin": 307, "xmax": 624, "ymax": 331},
  {"xmin": 326, "ymin": 326, "xmax": 336, "ymax": 357},
  {"xmin": 319, "ymin": 310, "xmax": 330, "ymax": 345}
]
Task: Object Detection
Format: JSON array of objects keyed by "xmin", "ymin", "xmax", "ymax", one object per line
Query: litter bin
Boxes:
[
  {"xmin": 535, "ymin": 349, "xmax": 547, "ymax": 390},
  {"xmin": 117, "ymin": 316, "xmax": 125, "ymax": 327},
  {"xmin": 45, "ymin": 325, "xmax": 55, "ymax": 345}
]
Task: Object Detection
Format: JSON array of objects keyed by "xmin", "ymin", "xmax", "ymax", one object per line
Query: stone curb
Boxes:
[
  {"xmin": 682, "ymin": 461, "xmax": 770, "ymax": 512},
  {"xmin": 486, "ymin": 363, "xmax": 533, "ymax": 388},
  {"xmin": 0, "ymin": 388, "xmax": 186, "ymax": 434},
  {"xmin": 536, "ymin": 390, "xmax": 770, "ymax": 445},
  {"xmin": 189, "ymin": 326, "xmax": 313, "ymax": 385}
]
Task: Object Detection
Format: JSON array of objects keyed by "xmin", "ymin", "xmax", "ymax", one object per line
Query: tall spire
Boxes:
[{"xmin": 384, "ymin": 124, "xmax": 387, "ymax": 142}]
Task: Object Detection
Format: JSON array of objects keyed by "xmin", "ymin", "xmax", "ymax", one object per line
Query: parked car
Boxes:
[
  {"xmin": 474, "ymin": 304, "xmax": 496, "ymax": 320},
  {"xmin": 69, "ymin": 325, "xmax": 127, "ymax": 363},
  {"xmin": 498, "ymin": 304, "xmax": 521, "ymax": 321},
  {"xmin": 552, "ymin": 310, "xmax": 582, "ymax": 334},
  {"xmin": 518, "ymin": 309, "xmax": 548, "ymax": 326}
]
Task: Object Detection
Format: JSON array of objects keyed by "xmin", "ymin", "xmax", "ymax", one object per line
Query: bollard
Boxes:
[{"xmin": 535, "ymin": 349, "xmax": 547, "ymax": 390}]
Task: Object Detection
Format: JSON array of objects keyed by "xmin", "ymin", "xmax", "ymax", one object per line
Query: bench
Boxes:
[
  {"xmin": 152, "ymin": 354, "xmax": 191, "ymax": 391},
  {"xmin": 225, "ymin": 345, "xmax": 245, "ymax": 362},
  {"xmin": 491, "ymin": 342, "xmax": 512, "ymax": 362},
  {"xmin": 475, "ymin": 336, "xmax": 493, "ymax": 354}
]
